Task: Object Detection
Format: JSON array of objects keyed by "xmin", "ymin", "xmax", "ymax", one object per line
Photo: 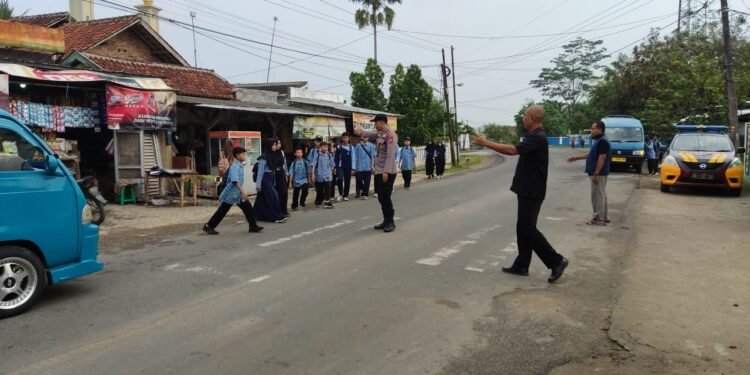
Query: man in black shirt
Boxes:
[{"xmin": 473, "ymin": 105, "xmax": 568, "ymax": 283}]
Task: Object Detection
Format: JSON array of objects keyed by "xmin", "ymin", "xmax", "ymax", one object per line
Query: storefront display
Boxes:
[{"xmin": 292, "ymin": 116, "xmax": 347, "ymax": 140}]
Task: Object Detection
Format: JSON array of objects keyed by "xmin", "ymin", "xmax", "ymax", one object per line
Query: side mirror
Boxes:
[
  {"xmin": 45, "ymin": 154, "xmax": 60, "ymax": 175},
  {"xmin": 737, "ymin": 147, "xmax": 746, "ymax": 155}
]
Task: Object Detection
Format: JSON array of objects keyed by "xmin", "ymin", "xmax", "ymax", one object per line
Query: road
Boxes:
[{"xmin": 0, "ymin": 149, "xmax": 641, "ymax": 375}]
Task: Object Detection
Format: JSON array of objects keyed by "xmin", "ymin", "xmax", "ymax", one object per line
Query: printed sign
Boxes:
[
  {"xmin": 293, "ymin": 116, "xmax": 346, "ymax": 139},
  {"xmin": 0, "ymin": 63, "xmax": 172, "ymax": 90},
  {"xmin": 106, "ymin": 84, "xmax": 176, "ymax": 130},
  {"xmin": 352, "ymin": 112, "xmax": 398, "ymax": 131}
]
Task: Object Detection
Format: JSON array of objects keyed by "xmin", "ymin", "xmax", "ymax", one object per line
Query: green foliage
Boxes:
[
  {"xmin": 386, "ymin": 64, "xmax": 436, "ymax": 145},
  {"xmin": 513, "ymin": 101, "xmax": 571, "ymax": 137},
  {"xmin": 349, "ymin": 59, "xmax": 387, "ymax": 111},
  {"xmin": 480, "ymin": 123, "xmax": 517, "ymax": 144},
  {"xmin": 0, "ymin": 0, "xmax": 16, "ymax": 19},
  {"xmin": 352, "ymin": 0, "xmax": 401, "ymax": 30}
]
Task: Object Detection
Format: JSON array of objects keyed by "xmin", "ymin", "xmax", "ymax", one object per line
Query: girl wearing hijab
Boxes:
[
  {"xmin": 435, "ymin": 140, "xmax": 447, "ymax": 178},
  {"xmin": 254, "ymin": 139, "xmax": 287, "ymax": 223},
  {"xmin": 425, "ymin": 139, "xmax": 436, "ymax": 179},
  {"xmin": 271, "ymin": 139, "xmax": 290, "ymax": 216}
]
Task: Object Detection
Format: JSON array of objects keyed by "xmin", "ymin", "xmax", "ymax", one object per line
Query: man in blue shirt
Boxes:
[
  {"xmin": 311, "ymin": 141, "xmax": 336, "ymax": 209},
  {"xmin": 203, "ymin": 147, "xmax": 263, "ymax": 235},
  {"xmin": 289, "ymin": 148, "xmax": 312, "ymax": 210},
  {"xmin": 568, "ymin": 120, "xmax": 612, "ymax": 226},
  {"xmin": 354, "ymin": 134, "xmax": 377, "ymax": 199},
  {"xmin": 334, "ymin": 132, "xmax": 355, "ymax": 201},
  {"xmin": 397, "ymin": 137, "xmax": 417, "ymax": 190}
]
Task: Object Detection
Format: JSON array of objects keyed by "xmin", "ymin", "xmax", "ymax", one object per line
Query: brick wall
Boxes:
[{"xmin": 88, "ymin": 28, "xmax": 164, "ymax": 63}]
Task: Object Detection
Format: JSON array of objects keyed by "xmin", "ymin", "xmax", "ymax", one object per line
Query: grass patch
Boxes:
[{"xmin": 446, "ymin": 154, "xmax": 485, "ymax": 174}]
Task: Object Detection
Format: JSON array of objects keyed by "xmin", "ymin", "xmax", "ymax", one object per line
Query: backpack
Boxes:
[{"xmin": 252, "ymin": 162, "xmax": 259, "ymax": 182}]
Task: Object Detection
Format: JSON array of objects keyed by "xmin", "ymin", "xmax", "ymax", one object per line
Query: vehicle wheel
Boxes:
[
  {"xmin": 89, "ymin": 199, "xmax": 105, "ymax": 225},
  {"xmin": 660, "ymin": 183, "xmax": 670, "ymax": 193},
  {"xmin": 0, "ymin": 246, "xmax": 47, "ymax": 319},
  {"xmin": 729, "ymin": 188, "xmax": 742, "ymax": 197}
]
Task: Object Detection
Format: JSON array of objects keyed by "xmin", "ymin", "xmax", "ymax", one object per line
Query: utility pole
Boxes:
[
  {"xmin": 267, "ymin": 16, "xmax": 279, "ymax": 83},
  {"xmin": 720, "ymin": 0, "xmax": 740, "ymax": 146},
  {"xmin": 190, "ymin": 11, "xmax": 198, "ymax": 67},
  {"xmin": 677, "ymin": 0, "xmax": 682, "ymax": 33},
  {"xmin": 451, "ymin": 45, "xmax": 460, "ymax": 163},
  {"xmin": 441, "ymin": 49, "xmax": 457, "ymax": 167}
]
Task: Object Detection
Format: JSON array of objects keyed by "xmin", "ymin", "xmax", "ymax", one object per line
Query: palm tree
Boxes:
[{"xmin": 351, "ymin": 0, "xmax": 402, "ymax": 62}]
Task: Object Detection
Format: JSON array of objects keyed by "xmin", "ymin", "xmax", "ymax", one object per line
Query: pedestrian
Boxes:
[
  {"xmin": 330, "ymin": 143, "xmax": 340, "ymax": 201},
  {"xmin": 644, "ymin": 133, "xmax": 659, "ymax": 175},
  {"xmin": 306, "ymin": 136, "xmax": 322, "ymax": 164},
  {"xmin": 355, "ymin": 114, "xmax": 398, "ymax": 233},
  {"xmin": 578, "ymin": 134, "xmax": 585, "ymax": 149},
  {"xmin": 203, "ymin": 147, "xmax": 263, "ymax": 235},
  {"xmin": 570, "ymin": 136, "xmax": 576, "ymax": 149},
  {"xmin": 425, "ymin": 139, "xmax": 436, "ymax": 179},
  {"xmin": 472, "ymin": 104, "xmax": 569, "ymax": 283},
  {"xmin": 254, "ymin": 139, "xmax": 288, "ymax": 223},
  {"xmin": 272, "ymin": 139, "xmax": 290, "ymax": 216},
  {"xmin": 435, "ymin": 140, "xmax": 446, "ymax": 178},
  {"xmin": 334, "ymin": 132, "xmax": 355, "ymax": 201},
  {"xmin": 311, "ymin": 141, "xmax": 336, "ymax": 209},
  {"xmin": 398, "ymin": 137, "xmax": 417, "ymax": 190},
  {"xmin": 216, "ymin": 139, "xmax": 234, "ymax": 197},
  {"xmin": 289, "ymin": 148, "xmax": 312, "ymax": 210},
  {"xmin": 354, "ymin": 134, "xmax": 376, "ymax": 199},
  {"xmin": 567, "ymin": 120, "xmax": 612, "ymax": 226}
]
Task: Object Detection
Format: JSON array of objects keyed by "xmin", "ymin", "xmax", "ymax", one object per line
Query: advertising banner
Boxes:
[
  {"xmin": 0, "ymin": 63, "xmax": 172, "ymax": 91},
  {"xmin": 293, "ymin": 116, "xmax": 346, "ymax": 139},
  {"xmin": 352, "ymin": 112, "xmax": 398, "ymax": 131},
  {"xmin": 106, "ymin": 84, "xmax": 176, "ymax": 130}
]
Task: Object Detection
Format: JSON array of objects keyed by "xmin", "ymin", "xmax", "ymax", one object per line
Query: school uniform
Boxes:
[
  {"xmin": 335, "ymin": 144, "xmax": 354, "ymax": 199},
  {"xmin": 398, "ymin": 145, "xmax": 417, "ymax": 189},
  {"xmin": 289, "ymin": 158, "xmax": 311, "ymax": 209},
  {"xmin": 354, "ymin": 140, "xmax": 377, "ymax": 198},
  {"xmin": 312, "ymin": 151, "xmax": 335, "ymax": 207},
  {"xmin": 205, "ymin": 160, "xmax": 260, "ymax": 232}
]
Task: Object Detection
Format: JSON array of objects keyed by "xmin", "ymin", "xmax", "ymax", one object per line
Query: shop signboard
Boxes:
[
  {"xmin": 0, "ymin": 63, "xmax": 172, "ymax": 91},
  {"xmin": 352, "ymin": 112, "xmax": 398, "ymax": 131},
  {"xmin": 293, "ymin": 116, "xmax": 346, "ymax": 139},
  {"xmin": 106, "ymin": 84, "xmax": 176, "ymax": 131}
]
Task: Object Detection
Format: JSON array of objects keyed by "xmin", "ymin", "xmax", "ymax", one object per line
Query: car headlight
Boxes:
[
  {"xmin": 82, "ymin": 204, "xmax": 93, "ymax": 224},
  {"xmin": 632, "ymin": 150, "xmax": 645, "ymax": 156},
  {"xmin": 730, "ymin": 157, "xmax": 743, "ymax": 167},
  {"xmin": 662, "ymin": 155, "xmax": 678, "ymax": 166}
]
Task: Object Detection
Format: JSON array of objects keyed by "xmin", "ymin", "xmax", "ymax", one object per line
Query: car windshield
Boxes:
[
  {"xmin": 608, "ymin": 127, "xmax": 643, "ymax": 142},
  {"xmin": 671, "ymin": 134, "xmax": 733, "ymax": 152}
]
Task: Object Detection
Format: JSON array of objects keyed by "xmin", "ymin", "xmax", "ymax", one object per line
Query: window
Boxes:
[
  {"xmin": 0, "ymin": 129, "xmax": 44, "ymax": 172},
  {"xmin": 672, "ymin": 135, "xmax": 734, "ymax": 152}
]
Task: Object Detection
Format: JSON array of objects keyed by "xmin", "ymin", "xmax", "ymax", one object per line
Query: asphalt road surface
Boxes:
[{"xmin": 0, "ymin": 149, "xmax": 641, "ymax": 375}]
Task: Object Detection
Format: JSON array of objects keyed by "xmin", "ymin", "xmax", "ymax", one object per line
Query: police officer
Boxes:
[{"xmin": 355, "ymin": 114, "xmax": 398, "ymax": 233}]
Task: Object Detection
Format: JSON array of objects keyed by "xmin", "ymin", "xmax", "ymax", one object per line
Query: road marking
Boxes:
[
  {"xmin": 464, "ymin": 267, "xmax": 484, "ymax": 273},
  {"xmin": 258, "ymin": 219, "xmax": 356, "ymax": 247},
  {"xmin": 501, "ymin": 241, "xmax": 518, "ymax": 253},
  {"xmin": 250, "ymin": 275, "xmax": 271, "ymax": 283},
  {"xmin": 545, "ymin": 216, "xmax": 565, "ymax": 221},
  {"xmin": 415, "ymin": 225, "xmax": 501, "ymax": 266}
]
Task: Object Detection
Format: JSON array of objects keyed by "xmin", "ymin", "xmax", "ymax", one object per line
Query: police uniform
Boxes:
[{"xmin": 360, "ymin": 114, "xmax": 398, "ymax": 231}]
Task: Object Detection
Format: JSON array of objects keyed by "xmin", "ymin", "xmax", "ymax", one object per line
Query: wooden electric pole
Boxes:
[
  {"xmin": 441, "ymin": 48, "xmax": 457, "ymax": 167},
  {"xmin": 720, "ymin": 0, "xmax": 740, "ymax": 146}
]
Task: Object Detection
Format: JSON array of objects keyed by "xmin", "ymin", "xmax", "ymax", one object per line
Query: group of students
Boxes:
[
  {"xmin": 424, "ymin": 140, "xmax": 447, "ymax": 179},
  {"xmin": 203, "ymin": 131, "xmax": 421, "ymax": 235}
]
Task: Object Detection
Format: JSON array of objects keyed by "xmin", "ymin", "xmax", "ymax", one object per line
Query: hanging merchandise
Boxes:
[{"xmin": 8, "ymin": 98, "xmax": 101, "ymax": 131}]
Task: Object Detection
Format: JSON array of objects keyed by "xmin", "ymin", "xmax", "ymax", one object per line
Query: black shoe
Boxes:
[
  {"xmin": 383, "ymin": 222, "xmax": 396, "ymax": 233},
  {"xmin": 249, "ymin": 225, "xmax": 264, "ymax": 233},
  {"xmin": 374, "ymin": 222, "xmax": 386, "ymax": 230},
  {"xmin": 501, "ymin": 266, "xmax": 529, "ymax": 276},
  {"xmin": 548, "ymin": 258, "xmax": 569, "ymax": 284},
  {"xmin": 203, "ymin": 224, "xmax": 219, "ymax": 235}
]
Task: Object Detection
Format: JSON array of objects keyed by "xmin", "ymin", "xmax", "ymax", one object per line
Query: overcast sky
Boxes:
[{"xmin": 17, "ymin": 0, "xmax": 684, "ymax": 126}]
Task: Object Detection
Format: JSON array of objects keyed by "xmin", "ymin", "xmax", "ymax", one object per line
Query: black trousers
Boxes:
[
  {"xmin": 374, "ymin": 173, "xmax": 396, "ymax": 223},
  {"xmin": 274, "ymin": 172, "xmax": 289, "ymax": 215},
  {"xmin": 207, "ymin": 200, "xmax": 257, "ymax": 229},
  {"xmin": 647, "ymin": 158, "xmax": 658, "ymax": 174},
  {"xmin": 513, "ymin": 197, "xmax": 563, "ymax": 270},
  {"xmin": 436, "ymin": 158, "xmax": 446, "ymax": 176},
  {"xmin": 402, "ymin": 170, "xmax": 412, "ymax": 188},
  {"xmin": 292, "ymin": 184, "xmax": 309, "ymax": 208},
  {"xmin": 315, "ymin": 181, "xmax": 332, "ymax": 205},
  {"xmin": 426, "ymin": 158, "xmax": 435, "ymax": 177},
  {"xmin": 356, "ymin": 171, "xmax": 372, "ymax": 197},
  {"xmin": 337, "ymin": 167, "xmax": 352, "ymax": 197}
]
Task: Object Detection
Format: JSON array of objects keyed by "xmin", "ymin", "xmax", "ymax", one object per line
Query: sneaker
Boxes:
[
  {"xmin": 362, "ymin": 196, "xmax": 368, "ymax": 200},
  {"xmin": 316, "ymin": 204, "xmax": 323, "ymax": 208},
  {"xmin": 202, "ymin": 224, "xmax": 219, "ymax": 235},
  {"xmin": 343, "ymin": 197, "xmax": 349, "ymax": 201},
  {"xmin": 374, "ymin": 193, "xmax": 378, "ymax": 197},
  {"xmin": 335, "ymin": 196, "xmax": 342, "ymax": 202},
  {"xmin": 300, "ymin": 204, "xmax": 306, "ymax": 209},
  {"xmin": 405, "ymin": 187, "xmax": 411, "ymax": 190},
  {"xmin": 275, "ymin": 217, "xmax": 288, "ymax": 223},
  {"xmin": 248, "ymin": 225, "xmax": 264, "ymax": 233}
]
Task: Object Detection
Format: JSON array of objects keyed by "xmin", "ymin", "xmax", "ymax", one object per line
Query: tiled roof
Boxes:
[
  {"xmin": 84, "ymin": 53, "xmax": 235, "ymax": 100},
  {"xmin": 12, "ymin": 12, "xmax": 70, "ymax": 27},
  {"xmin": 60, "ymin": 15, "xmax": 140, "ymax": 56}
]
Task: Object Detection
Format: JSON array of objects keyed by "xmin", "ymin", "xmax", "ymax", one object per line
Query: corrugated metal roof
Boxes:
[
  {"xmin": 287, "ymin": 97, "xmax": 401, "ymax": 117},
  {"xmin": 178, "ymin": 96, "xmax": 344, "ymax": 118}
]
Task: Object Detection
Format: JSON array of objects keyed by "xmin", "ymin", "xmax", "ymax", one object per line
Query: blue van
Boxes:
[
  {"xmin": 602, "ymin": 115, "xmax": 646, "ymax": 173},
  {"xmin": 0, "ymin": 110, "xmax": 103, "ymax": 318}
]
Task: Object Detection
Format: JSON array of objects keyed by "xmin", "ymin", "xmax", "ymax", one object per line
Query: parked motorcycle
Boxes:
[{"xmin": 77, "ymin": 175, "xmax": 106, "ymax": 225}]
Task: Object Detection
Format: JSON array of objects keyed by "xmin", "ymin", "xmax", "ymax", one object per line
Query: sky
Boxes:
[{"xmin": 15, "ymin": 0, "xmax": 685, "ymax": 127}]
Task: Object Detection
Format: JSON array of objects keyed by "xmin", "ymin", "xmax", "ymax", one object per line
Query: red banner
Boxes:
[{"xmin": 106, "ymin": 84, "xmax": 176, "ymax": 130}]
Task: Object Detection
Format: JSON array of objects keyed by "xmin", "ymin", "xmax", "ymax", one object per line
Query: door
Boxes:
[{"xmin": 0, "ymin": 121, "xmax": 80, "ymax": 267}]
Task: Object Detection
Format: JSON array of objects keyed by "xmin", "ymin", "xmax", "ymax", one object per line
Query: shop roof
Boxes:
[
  {"xmin": 288, "ymin": 97, "xmax": 401, "ymax": 117},
  {"xmin": 75, "ymin": 53, "xmax": 235, "ymax": 100},
  {"xmin": 178, "ymin": 95, "xmax": 345, "ymax": 118},
  {"xmin": 0, "ymin": 48, "xmax": 60, "ymax": 68},
  {"xmin": 12, "ymin": 12, "xmax": 70, "ymax": 28}
]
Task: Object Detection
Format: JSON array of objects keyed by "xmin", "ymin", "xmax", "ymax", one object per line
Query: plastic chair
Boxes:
[{"xmin": 117, "ymin": 185, "xmax": 137, "ymax": 205}]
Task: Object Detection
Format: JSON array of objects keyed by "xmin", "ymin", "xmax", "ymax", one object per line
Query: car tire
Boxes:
[
  {"xmin": 660, "ymin": 183, "xmax": 670, "ymax": 193},
  {"xmin": 729, "ymin": 188, "xmax": 742, "ymax": 197},
  {"xmin": 0, "ymin": 246, "xmax": 47, "ymax": 319}
]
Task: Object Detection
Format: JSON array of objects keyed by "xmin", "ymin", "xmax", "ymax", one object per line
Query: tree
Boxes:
[
  {"xmin": 481, "ymin": 123, "xmax": 517, "ymax": 144},
  {"xmin": 350, "ymin": 58, "xmax": 387, "ymax": 111},
  {"xmin": 513, "ymin": 101, "xmax": 569, "ymax": 137},
  {"xmin": 351, "ymin": 0, "xmax": 402, "ymax": 62},
  {"xmin": 386, "ymin": 63, "xmax": 436, "ymax": 144}
]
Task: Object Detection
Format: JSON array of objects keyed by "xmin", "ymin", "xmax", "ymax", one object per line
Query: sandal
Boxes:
[{"xmin": 585, "ymin": 220, "xmax": 607, "ymax": 226}]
